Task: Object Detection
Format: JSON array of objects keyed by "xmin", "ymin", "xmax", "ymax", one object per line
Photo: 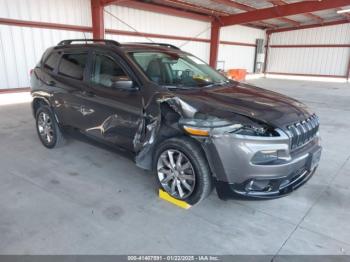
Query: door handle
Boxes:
[
  {"xmin": 80, "ymin": 106, "xmax": 95, "ymax": 116},
  {"xmin": 82, "ymin": 90, "xmax": 95, "ymax": 97},
  {"xmin": 47, "ymin": 80, "xmax": 56, "ymax": 86}
]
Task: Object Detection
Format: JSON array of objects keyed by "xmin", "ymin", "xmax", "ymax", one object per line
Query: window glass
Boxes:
[
  {"xmin": 43, "ymin": 52, "xmax": 60, "ymax": 72},
  {"xmin": 58, "ymin": 53, "xmax": 88, "ymax": 80},
  {"xmin": 91, "ymin": 54, "xmax": 129, "ymax": 88},
  {"xmin": 129, "ymin": 52, "xmax": 228, "ymax": 88}
]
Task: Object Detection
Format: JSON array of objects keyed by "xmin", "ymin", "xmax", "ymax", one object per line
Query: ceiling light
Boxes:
[{"xmin": 337, "ymin": 9, "xmax": 350, "ymax": 14}]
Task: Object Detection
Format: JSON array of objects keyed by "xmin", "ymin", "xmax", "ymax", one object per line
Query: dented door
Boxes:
[{"xmin": 76, "ymin": 53, "xmax": 143, "ymax": 151}]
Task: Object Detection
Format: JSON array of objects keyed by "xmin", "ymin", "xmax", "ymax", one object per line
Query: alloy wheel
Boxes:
[
  {"xmin": 37, "ymin": 112, "xmax": 54, "ymax": 144},
  {"xmin": 157, "ymin": 149, "xmax": 196, "ymax": 199}
]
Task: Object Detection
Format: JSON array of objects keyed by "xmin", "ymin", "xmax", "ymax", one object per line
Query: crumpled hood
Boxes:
[{"xmin": 169, "ymin": 82, "xmax": 312, "ymax": 127}]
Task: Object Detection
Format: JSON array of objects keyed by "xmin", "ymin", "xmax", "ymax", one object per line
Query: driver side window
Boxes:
[{"xmin": 91, "ymin": 54, "xmax": 129, "ymax": 88}]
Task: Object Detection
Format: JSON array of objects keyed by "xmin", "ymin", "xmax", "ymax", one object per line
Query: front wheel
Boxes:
[{"xmin": 154, "ymin": 137, "xmax": 213, "ymax": 205}]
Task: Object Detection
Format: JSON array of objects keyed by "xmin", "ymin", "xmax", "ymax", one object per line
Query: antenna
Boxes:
[{"xmin": 82, "ymin": 32, "xmax": 87, "ymax": 44}]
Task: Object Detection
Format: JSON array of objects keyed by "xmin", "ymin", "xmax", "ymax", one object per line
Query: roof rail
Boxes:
[
  {"xmin": 133, "ymin": 42, "xmax": 181, "ymax": 50},
  {"xmin": 57, "ymin": 39, "xmax": 121, "ymax": 47}
]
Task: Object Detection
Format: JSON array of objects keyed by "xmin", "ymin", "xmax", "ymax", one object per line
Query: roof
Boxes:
[
  {"xmin": 54, "ymin": 40, "xmax": 185, "ymax": 53},
  {"xmin": 115, "ymin": 0, "xmax": 350, "ymax": 31}
]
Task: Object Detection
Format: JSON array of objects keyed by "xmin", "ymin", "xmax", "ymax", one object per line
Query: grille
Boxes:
[{"xmin": 287, "ymin": 114, "xmax": 319, "ymax": 150}]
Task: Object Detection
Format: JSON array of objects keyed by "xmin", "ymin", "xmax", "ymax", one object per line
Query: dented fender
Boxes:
[{"xmin": 134, "ymin": 94, "xmax": 199, "ymax": 170}]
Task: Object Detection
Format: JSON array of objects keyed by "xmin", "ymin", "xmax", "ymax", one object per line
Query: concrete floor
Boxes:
[{"xmin": 0, "ymin": 78, "xmax": 350, "ymax": 255}]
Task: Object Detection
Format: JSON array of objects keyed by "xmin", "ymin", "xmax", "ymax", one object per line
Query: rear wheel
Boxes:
[
  {"xmin": 155, "ymin": 137, "xmax": 213, "ymax": 205},
  {"xmin": 35, "ymin": 105, "xmax": 64, "ymax": 148}
]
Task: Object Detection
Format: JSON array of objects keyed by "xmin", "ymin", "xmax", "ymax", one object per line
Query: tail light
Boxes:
[{"xmin": 30, "ymin": 69, "xmax": 33, "ymax": 76}]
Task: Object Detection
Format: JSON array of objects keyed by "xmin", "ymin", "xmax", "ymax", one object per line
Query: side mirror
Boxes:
[{"xmin": 111, "ymin": 76, "xmax": 135, "ymax": 90}]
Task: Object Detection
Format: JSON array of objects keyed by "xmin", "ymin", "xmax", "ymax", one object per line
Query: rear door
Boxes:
[
  {"xmin": 52, "ymin": 50, "xmax": 91, "ymax": 127},
  {"xmin": 75, "ymin": 51, "xmax": 144, "ymax": 151}
]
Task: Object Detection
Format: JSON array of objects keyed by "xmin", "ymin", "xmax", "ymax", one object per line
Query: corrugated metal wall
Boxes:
[
  {"xmin": 104, "ymin": 5, "xmax": 211, "ymax": 63},
  {"xmin": 0, "ymin": 26, "xmax": 92, "ymax": 89},
  {"xmin": 219, "ymin": 25, "xmax": 266, "ymax": 72},
  {"xmin": 267, "ymin": 23, "xmax": 350, "ymax": 77},
  {"xmin": 0, "ymin": 0, "xmax": 92, "ymax": 89},
  {"xmin": 104, "ymin": 6, "xmax": 265, "ymax": 71},
  {"xmin": 0, "ymin": 0, "xmax": 91, "ymax": 26},
  {"xmin": 0, "ymin": 0, "xmax": 265, "ymax": 89}
]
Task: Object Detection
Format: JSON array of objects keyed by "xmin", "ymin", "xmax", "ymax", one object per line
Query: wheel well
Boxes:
[
  {"xmin": 32, "ymin": 98, "xmax": 49, "ymax": 115},
  {"xmin": 135, "ymin": 103, "xmax": 209, "ymax": 171}
]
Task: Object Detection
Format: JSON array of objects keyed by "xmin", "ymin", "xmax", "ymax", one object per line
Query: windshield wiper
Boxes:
[
  {"xmin": 164, "ymin": 85, "xmax": 194, "ymax": 90},
  {"xmin": 202, "ymin": 81, "xmax": 230, "ymax": 88},
  {"xmin": 164, "ymin": 80, "xmax": 230, "ymax": 90}
]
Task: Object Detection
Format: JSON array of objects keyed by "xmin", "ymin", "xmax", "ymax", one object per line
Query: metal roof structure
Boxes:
[
  {"xmin": 93, "ymin": 0, "xmax": 350, "ymax": 69},
  {"xmin": 106, "ymin": 0, "xmax": 350, "ymax": 31}
]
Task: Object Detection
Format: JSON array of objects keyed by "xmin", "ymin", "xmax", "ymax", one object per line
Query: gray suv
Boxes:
[{"xmin": 30, "ymin": 39, "xmax": 322, "ymax": 204}]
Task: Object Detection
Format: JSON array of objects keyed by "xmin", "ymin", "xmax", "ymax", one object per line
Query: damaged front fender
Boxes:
[{"xmin": 134, "ymin": 95, "xmax": 198, "ymax": 170}]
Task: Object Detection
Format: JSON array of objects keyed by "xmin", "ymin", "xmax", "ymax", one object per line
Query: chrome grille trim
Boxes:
[{"xmin": 287, "ymin": 114, "xmax": 319, "ymax": 150}]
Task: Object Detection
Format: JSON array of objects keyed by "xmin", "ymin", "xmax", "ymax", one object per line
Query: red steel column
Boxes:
[
  {"xmin": 209, "ymin": 20, "xmax": 220, "ymax": 69},
  {"xmin": 91, "ymin": 0, "xmax": 104, "ymax": 39}
]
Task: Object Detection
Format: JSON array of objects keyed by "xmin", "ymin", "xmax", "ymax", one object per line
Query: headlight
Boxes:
[{"xmin": 180, "ymin": 115, "xmax": 278, "ymax": 137}]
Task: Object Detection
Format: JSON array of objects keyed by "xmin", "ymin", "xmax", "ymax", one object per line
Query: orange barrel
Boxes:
[{"xmin": 227, "ymin": 69, "xmax": 247, "ymax": 81}]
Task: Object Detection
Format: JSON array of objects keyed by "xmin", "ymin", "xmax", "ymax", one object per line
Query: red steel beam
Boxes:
[
  {"xmin": 106, "ymin": 28, "xmax": 210, "ymax": 42},
  {"xmin": 253, "ymin": 21, "xmax": 277, "ymax": 29},
  {"xmin": 104, "ymin": 0, "xmax": 227, "ymax": 17},
  {"xmin": 337, "ymin": 8, "xmax": 350, "ymax": 20},
  {"xmin": 211, "ymin": 0, "xmax": 255, "ymax": 12},
  {"xmin": 211, "ymin": 0, "xmax": 276, "ymax": 28},
  {"xmin": 268, "ymin": 0, "xmax": 324, "ymax": 23},
  {"xmin": 244, "ymin": 23, "xmax": 266, "ymax": 30},
  {"xmin": 209, "ymin": 21, "xmax": 220, "ymax": 69},
  {"xmin": 220, "ymin": 0, "xmax": 350, "ymax": 27},
  {"xmin": 220, "ymin": 40, "xmax": 256, "ymax": 47},
  {"xmin": 91, "ymin": 0, "xmax": 105, "ymax": 38},
  {"xmin": 0, "ymin": 17, "xmax": 91, "ymax": 32},
  {"xmin": 0, "ymin": 17, "xmax": 258, "ymax": 47},
  {"xmin": 212, "ymin": 0, "xmax": 299, "ymax": 26},
  {"xmin": 277, "ymin": 17, "xmax": 300, "ymax": 27},
  {"xmin": 101, "ymin": 0, "xmax": 127, "ymax": 5},
  {"xmin": 101, "ymin": 0, "xmax": 119, "ymax": 5},
  {"xmin": 267, "ymin": 19, "xmax": 350, "ymax": 34},
  {"xmin": 0, "ymin": 87, "xmax": 31, "ymax": 94},
  {"xmin": 108, "ymin": 28, "xmax": 256, "ymax": 47},
  {"xmin": 303, "ymin": 13, "xmax": 324, "ymax": 23},
  {"xmin": 155, "ymin": 0, "xmax": 228, "ymax": 17},
  {"xmin": 115, "ymin": 0, "xmax": 213, "ymax": 22}
]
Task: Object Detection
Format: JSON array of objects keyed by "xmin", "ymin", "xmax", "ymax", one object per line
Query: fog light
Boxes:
[
  {"xmin": 245, "ymin": 179, "xmax": 272, "ymax": 192},
  {"xmin": 251, "ymin": 150, "xmax": 278, "ymax": 164}
]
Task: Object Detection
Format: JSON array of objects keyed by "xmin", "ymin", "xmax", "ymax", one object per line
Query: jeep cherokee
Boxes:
[{"xmin": 30, "ymin": 39, "xmax": 322, "ymax": 204}]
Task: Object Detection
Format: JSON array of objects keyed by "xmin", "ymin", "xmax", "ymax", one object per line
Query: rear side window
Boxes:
[
  {"xmin": 58, "ymin": 53, "xmax": 88, "ymax": 80},
  {"xmin": 43, "ymin": 52, "xmax": 60, "ymax": 72}
]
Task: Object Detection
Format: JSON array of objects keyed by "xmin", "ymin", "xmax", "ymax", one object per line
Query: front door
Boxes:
[{"xmin": 77, "ymin": 52, "xmax": 144, "ymax": 151}]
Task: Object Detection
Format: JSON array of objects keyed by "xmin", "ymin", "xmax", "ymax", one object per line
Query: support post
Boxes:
[
  {"xmin": 263, "ymin": 32, "xmax": 271, "ymax": 74},
  {"xmin": 91, "ymin": 0, "xmax": 104, "ymax": 39},
  {"xmin": 347, "ymin": 51, "xmax": 350, "ymax": 81},
  {"xmin": 209, "ymin": 21, "xmax": 220, "ymax": 69}
]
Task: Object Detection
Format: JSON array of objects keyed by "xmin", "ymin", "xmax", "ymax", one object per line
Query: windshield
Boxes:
[{"xmin": 129, "ymin": 51, "xmax": 228, "ymax": 88}]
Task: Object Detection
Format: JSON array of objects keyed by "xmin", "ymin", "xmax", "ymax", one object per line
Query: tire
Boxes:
[
  {"xmin": 35, "ymin": 105, "xmax": 64, "ymax": 148},
  {"xmin": 154, "ymin": 136, "xmax": 213, "ymax": 205}
]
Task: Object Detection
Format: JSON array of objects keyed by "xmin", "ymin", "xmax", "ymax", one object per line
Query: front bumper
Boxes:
[{"xmin": 200, "ymin": 130, "xmax": 322, "ymax": 199}]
